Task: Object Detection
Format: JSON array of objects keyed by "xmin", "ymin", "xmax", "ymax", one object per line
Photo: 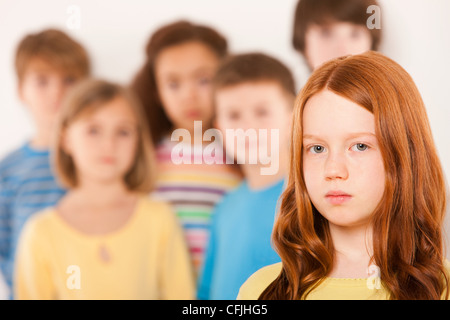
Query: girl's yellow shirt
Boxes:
[
  {"xmin": 14, "ymin": 196, "xmax": 195, "ymax": 300},
  {"xmin": 238, "ymin": 261, "xmax": 450, "ymax": 300}
]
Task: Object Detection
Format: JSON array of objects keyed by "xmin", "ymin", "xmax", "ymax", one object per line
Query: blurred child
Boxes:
[
  {"xmin": 131, "ymin": 20, "xmax": 242, "ymax": 277},
  {"xmin": 293, "ymin": 0, "xmax": 382, "ymax": 70},
  {"xmin": 0, "ymin": 28, "xmax": 90, "ymax": 295},
  {"xmin": 14, "ymin": 79, "xmax": 195, "ymax": 299},
  {"xmin": 238, "ymin": 51, "xmax": 450, "ymax": 300},
  {"xmin": 197, "ymin": 53, "xmax": 295, "ymax": 299}
]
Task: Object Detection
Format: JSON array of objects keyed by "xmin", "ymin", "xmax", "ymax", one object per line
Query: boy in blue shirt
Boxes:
[
  {"xmin": 198, "ymin": 53, "xmax": 295, "ymax": 299},
  {"xmin": 0, "ymin": 29, "xmax": 90, "ymax": 296}
]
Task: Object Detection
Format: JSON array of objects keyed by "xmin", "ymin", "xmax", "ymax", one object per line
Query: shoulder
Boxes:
[
  {"xmin": 0, "ymin": 146, "xmax": 27, "ymax": 173},
  {"xmin": 211, "ymin": 181, "xmax": 247, "ymax": 213},
  {"xmin": 237, "ymin": 262, "xmax": 282, "ymax": 300},
  {"xmin": 220, "ymin": 179, "xmax": 246, "ymax": 198},
  {"xmin": 140, "ymin": 194, "xmax": 173, "ymax": 213},
  {"xmin": 23, "ymin": 208, "xmax": 56, "ymax": 231},
  {"xmin": 138, "ymin": 195, "xmax": 178, "ymax": 224},
  {"xmin": 442, "ymin": 259, "xmax": 450, "ymax": 300},
  {"xmin": 137, "ymin": 195, "xmax": 186, "ymax": 242},
  {"xmin": 444, "ymin": 259, "xmax": 450, "ymax": 276},
  {"xmin": 18, "ymin": 207, "xmax": 56, "ymax": 244},
  {"xmin": 0, "ymin": 144, "xmax": 53, "ymax": 185}
]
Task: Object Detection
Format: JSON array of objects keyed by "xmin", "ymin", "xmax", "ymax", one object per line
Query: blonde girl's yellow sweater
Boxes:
[{"xmin": 14, "ymin": 196, "xmax": 195, "ymax": 300}]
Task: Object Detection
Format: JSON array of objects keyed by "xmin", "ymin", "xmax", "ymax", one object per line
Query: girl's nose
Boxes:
[
  {"xmin": 183, "ymin": 82, "xmax": 198, "ymax": 102},
  {"xmin": 102, "ymin": 133, "xmax": 117, "ymax": 152},
  {"xmin": 324, "ymin": 151, "xmax": 349, "ymax": 181}
]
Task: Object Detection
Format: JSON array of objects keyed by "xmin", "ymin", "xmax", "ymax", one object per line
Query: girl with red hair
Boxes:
[{"xmin": 238, "ymin": 51, "xmax": 449, "ymax": 300}]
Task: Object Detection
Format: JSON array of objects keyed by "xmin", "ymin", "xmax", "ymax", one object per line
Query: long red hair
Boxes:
[{"xmin": 260, "ymin": 51, "xmax": 448, "ymax": 300}]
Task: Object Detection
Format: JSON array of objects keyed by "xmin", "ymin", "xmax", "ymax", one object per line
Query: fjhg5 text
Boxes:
[{"xmin": 182, "ymin": 303, "xmax": 268, "ymax": 317}]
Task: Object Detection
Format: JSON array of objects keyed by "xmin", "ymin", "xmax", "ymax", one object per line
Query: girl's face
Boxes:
[
  {"xmin": 304, "ymin": 22, "xmax": 372, "ymax": 70},
  {"xmin": 155, "ymin": 41, "xmax": 220, "ymax": 133},
  {"xmin": 63, "ymin": 97, "xmax": 139, "ymax": 185},
  {"xmin": 302, "ymin": 89, "xmax": 385, "ymax": 229}
]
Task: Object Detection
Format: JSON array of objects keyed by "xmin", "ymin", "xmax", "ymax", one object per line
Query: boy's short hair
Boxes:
[
  {"xmin": 213, "ymin": 52, "xmax": 296, "ymax": 98},
  {"xmin": 15, "ymin": 28, "xmax": 90, "ymax": 83},
  {"xmin": 53, "ymin": 79, "xmax": 156, "ymax": 193},
  {"xmin": 293, "ymin": 0, "xmax": 382, "ymax": 54}
]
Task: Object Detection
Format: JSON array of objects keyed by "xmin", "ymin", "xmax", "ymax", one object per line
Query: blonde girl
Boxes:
[{"xmin": 14, "ymin": 79, "xmax": 195, "ymax": 299}]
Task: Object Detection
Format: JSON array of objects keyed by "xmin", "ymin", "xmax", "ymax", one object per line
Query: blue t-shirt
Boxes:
[
  {"xmin": 197, "ymin": 178, "xmax": 284, "ymax": 300},
  {"xmin": 0, "ymin": 143, "xmax": 66, "ymax": 294}
]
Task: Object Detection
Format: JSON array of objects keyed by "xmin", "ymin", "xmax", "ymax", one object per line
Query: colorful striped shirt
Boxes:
[
  {"xmin": 151, "ymin": 136, "xmax": 242, "ymax": 278},
  {"xmin": 0, "ymin": 143, "xmax": 66, "ymax": 294}
]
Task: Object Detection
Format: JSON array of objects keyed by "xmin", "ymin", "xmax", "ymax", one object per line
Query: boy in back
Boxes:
[
  {"xmin": 0, "ymin": 28, "xmax": 90, "ymax": 295},
  {"xmin": 293, "ymin": 0, "xmax": 382, "ymax": 70},
  {"xmin": 197, "ymin": 53, "xmax": 295, "ymax": 299}
]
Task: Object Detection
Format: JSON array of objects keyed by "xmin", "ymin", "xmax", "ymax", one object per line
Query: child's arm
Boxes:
[
  {"xmin": 158, "ymin": 204, "xmax": 196, "ymax": 300},
  {"xmin": 13, "ymin": 216, "xmax": 55, "ymax": 300}
]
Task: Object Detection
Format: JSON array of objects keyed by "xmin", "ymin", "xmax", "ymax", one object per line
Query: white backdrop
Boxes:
[{"xmin": 0, "ymin": 0, "xmax": 449, "ymax": 253}]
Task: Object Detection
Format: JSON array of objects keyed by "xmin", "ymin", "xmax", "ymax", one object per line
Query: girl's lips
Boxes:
[
  {"xmin": 185, "ymin": 110, "xmax": 201, "ymax": 118},
  {"xmin": 100, "ymin": 157, "xmax": 116, "ymax": 164},
  {"xmin": 325, "ymin": 191, "xmax": 352, "ymax": 205}
]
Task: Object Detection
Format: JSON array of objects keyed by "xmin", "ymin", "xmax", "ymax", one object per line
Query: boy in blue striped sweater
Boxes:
[{"xmin": 0, "ymin": 29, "xmax": 90, "ymax": 297}]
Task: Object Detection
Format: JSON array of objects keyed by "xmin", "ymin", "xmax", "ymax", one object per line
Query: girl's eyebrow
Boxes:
[
  {"xmin": 302, "ymin": 132, "xmax": 377, "ymax": 140},
  {"xmin": 163, "ymin": 66, "xmax": 214, "ymax": 76},
  {"xmin": 116, "ymin": 121, "xmax": 137, "ymax": 127},
  {"xmin": 193, "ymin": 66, "xmax": 215, "ymax": 73},
  {"xmin": 160, "ymin": 73, "xmax": 179, "ymax": 81},
  {"xmin": 83, "ymin": 117, "xmax": 137, "ymax": 126}
]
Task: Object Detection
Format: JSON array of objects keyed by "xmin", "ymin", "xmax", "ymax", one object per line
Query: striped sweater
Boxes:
[
  {"xmin": 0, "ymin": 143, "xmax": 66, "ymax": 294},
  {"xmin": 151, "ymin": 137, "xmax": 242, "ymax": 278}
]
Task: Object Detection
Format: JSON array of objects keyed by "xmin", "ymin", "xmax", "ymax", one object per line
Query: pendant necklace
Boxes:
[{"xmin": 98, "ymin": 242, "xmax": 111, "ymax": 263}]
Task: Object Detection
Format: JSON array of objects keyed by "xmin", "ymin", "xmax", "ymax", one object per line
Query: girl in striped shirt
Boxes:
[{"xmin": 131, "ymin": 20, "xmax": 242, "ymax": 278}]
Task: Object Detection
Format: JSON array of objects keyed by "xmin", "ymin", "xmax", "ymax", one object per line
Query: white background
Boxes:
[{"xmin": 0, "ymin": 0, "xmax": 449, "ymax": 254}]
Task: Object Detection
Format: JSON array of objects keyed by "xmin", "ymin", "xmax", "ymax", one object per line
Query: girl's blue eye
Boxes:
[
  {"xmin": 310, "ymin": 145, "xmax": 326, "ymax": 154},
  {"xmin": 352, "ymin": 143, "xmax": 369, "ymax": 152}
]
